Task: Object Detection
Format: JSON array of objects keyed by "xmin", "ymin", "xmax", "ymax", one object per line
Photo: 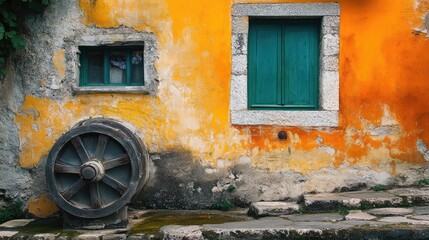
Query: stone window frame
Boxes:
[
  {"xmin": 230, "ymin": 3, "xmax": 340, "ymax": 127},
  {"xmin": 65, "ymin": 27, "xmax": 159, "ymax": 95}
]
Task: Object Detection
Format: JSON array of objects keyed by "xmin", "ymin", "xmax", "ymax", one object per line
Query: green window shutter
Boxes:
[
  {"xmin": 283, "ymin": 21, "xmax": 319, "ymax": 109},
  {"xmin": 248, "ymin": 21, "xmax": 282, "ymax": 108},
  {"xmin": 248, "ymin": 19, "xmax": 320, "ymax": 110}
]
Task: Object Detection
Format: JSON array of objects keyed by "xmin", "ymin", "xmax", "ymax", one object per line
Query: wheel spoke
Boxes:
[
  {"xmin": 103, "ymin": 155, "xmax": 130, "ymax": 170},
  {"xmin": 90, "ymin": 183, "xmax": 102, "ymax": 208},
  {"xmin": 94, "ymin": 134, "xmax": 109, "ymax": 161},
  {"xmin": 61, "ymin": 179, "xmax": 86, "ymax": 200},
  {"xmin": 54, "ymin": 163, "xmax": 80, "ymax": 174},
  {"xmin": 71, "ymin": 136, "xmax": 91, "ymax": 163},
  {"xmin": 101, "ymin": 174, "xmax": 127, "ymax": 195}
]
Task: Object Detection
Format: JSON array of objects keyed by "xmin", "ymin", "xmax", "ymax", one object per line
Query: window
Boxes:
[
  {"xmin": 230, "ymin": 3, "xmax": 340, "ymax": 127},
  {"xmin": 79, "ymin": 46, "xmax": 144, "ymax": 87},
  {"xmin": 248, "ymin": 19, "xmax": 320, "ymax": 110},
  {"xmin": 67, "ymin": 28, "xmax": 159, "ymax": 95}
]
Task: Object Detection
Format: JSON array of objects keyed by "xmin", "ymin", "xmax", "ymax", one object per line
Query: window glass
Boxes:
[
  {"xmin": 109, "ymin": 51, "xmax": 127, "ymax": 84},
  {"xmin": 131, "ymin": 50, "xmax": 144, "ymax": 85},
  {"xmin": 87, "ymin": 51, "xmax": 104, "ymax": 84},
  {"xmin": 80, "ymin": 46, "xmax": 144, "ymax": 87}
]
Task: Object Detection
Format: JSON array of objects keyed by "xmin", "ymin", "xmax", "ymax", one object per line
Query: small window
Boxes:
[
  {"xmin": 248, "ymin": 19, "xmax": 320, "ymax": 110},
  {"xmin": 79, "ymin": 46, "xmax": 144, "ymax": 86}
]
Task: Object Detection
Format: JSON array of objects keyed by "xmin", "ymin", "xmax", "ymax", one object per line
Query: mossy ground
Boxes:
[{"xmin": 129, "ymin": 210, "xmax": 249, "ymax": 237}]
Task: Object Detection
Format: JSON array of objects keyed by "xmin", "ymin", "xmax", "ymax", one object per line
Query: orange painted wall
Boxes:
[{"xmin": 14, "ymin": 0, "xmax": 429, "ymax": 215}]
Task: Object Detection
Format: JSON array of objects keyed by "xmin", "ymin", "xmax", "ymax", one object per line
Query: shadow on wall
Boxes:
[{"xmin": 134, "ymin": 150, "xmax": 233, "ymax": 210}]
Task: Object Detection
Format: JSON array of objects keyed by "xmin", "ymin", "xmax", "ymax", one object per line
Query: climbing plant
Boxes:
[{"xmin": 0, "ymin": 0, "xmax": 50, "ymax": 76}]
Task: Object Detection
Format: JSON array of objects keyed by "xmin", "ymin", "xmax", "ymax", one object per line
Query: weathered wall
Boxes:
[{"xmin": 1, "ymin": 0, "xmax": 429, "ymax": 217}]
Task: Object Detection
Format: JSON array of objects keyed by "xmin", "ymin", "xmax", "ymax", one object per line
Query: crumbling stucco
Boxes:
[{"xmin": 0, "ymin": 0, "xmax": 429, "ymax": 218}]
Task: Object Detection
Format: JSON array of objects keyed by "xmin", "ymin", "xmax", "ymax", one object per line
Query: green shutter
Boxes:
[
  {"xmin": 248, "ymin": 21, "xmax": 282, "ymax": 107},
  {"xmin": 248, "ymin": 19, "xmax": 320, "ymax": 110}
]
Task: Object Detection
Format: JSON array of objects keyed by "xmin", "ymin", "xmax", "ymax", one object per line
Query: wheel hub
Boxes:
[{"xmin": 80, "ymin": 161, "xmax": 105, "ymax": 182}]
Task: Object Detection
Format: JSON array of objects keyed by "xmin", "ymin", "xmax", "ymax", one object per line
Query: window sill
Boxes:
[
  {"xmin": 73, "ymin": 86, "xmax": 150, "ymax": 94},
  {"xmin": 231, "ymin": 110, "xmax": 339, "ymax": 127}
]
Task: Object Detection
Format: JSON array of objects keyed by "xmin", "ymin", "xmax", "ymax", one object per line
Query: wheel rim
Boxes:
[
  {"xmin": 79, "ymin": 119, "xmax": 149, "ymax": 193},
  {"xmin": 46, "ymin": 124, "xmax": 141, "ymax": 218}
]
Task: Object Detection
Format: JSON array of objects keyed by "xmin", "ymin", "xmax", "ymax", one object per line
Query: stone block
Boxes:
[
  {"xmin": 232, "ymin": 3, "xmax": 340, "ymax": 17},
  {"xmin": 304, "ymin": 191, "xmax": 403, "ymax": 212},
  {"xmin": 321, "ymin": 34, "xmax": 339, "ymax": 56},
  {"xmin": 232, "ymin": 16, "xmax": 248, "ymax": 34},
  {"xmin": 345, "ymin": 210, "xmax": 377, "ymax": 221},
  {"xmin": 102, "ymin": 234, "xmax": 127, "ymax": 240},
  {"xmin": 0, "ymin": 219, "xmax": 34, "ymax": 228},
  {"xmin": 32, "ymin": 233, "xmax": 60, "ymax": 240},
  {"xmin": 321, "ymin": 55, "xmax": 339, "ymax": 72},
  {"xmin": 229, "ymin": 75, "xmax": 247, "ymax": 111},
  {"xmin": 320, "ymin": 71, "xmax": 339, "ymax": 111},
  {"xmin": 322, "ymin": 16, "xmax": 340, "ymax": 35},
  {"xmin": 232, "ymin": 54, "xmax": 247, "ymax": 75},
  {"xmin": 248, "ymin": 202, "xmax": 300, "ymax": 217},
  {"xmin": 0, "ymin": 230, "xmax": 18, "ymax": 238},
  {"xmin": 232, "ymin": 33, "xmax": 248, "ymax": 55},
  {"xmin": 231, "ymin": 110, "xmax": 339, "ymax": 127},
  {"xmin": 378, "ymin": 216, "xmax": 429, "ymax": 225},
  {"xmin": 286, "ymin": 213, "xmax": 343, "ymax": 222},
  {"xmin": 388, "ymin": 187, "xmax": 429, "ymax": 204},
  {"xmin": 413, "ymin": 206, "xmax": 429, "ymax": 216},
  {"xmin": 367, "ymin": 208, "xmax": 414, "ymax": 217},
  {"xmin": 160, "ymin": 225, "xmax": 203, "ymax": 240}
]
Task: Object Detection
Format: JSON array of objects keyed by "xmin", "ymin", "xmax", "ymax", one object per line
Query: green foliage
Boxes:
[
  {"xmin": 0, "ymin": 0, "xmax": 50, "ymax": 76},
  {"xmin": 210, "ymin": 199, "xmax": 234, "ymax": 211},
  {"xmin": 418, "ymin": 179, "xmax": 429, "ymax": 185},
  {"xmin": 0, "ymin": 201, "xmax": 25, "ymax": 224},
  {"xmin": 370, "ymin": 185, "xmax": 391, "ymax": 192}
]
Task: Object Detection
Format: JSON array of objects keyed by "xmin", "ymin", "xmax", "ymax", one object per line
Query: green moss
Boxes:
[
  {"xmin": 16, "ymin": 217, "xmax": 79, "ymax": 237},
  {"xmin": 129, "ymin": 211, "xmax": 247, "ymax": 237},
  {"xmin": 226, "ymin": 185, "xmax": 236, "ymax": 193},
  {"xmin": 0, "ymin": 201, "xmax": 24, "ymax": 224},
  {"xmin": 338, "ymin": 207, "xmax": 350, "ymax": 217},
  {"xmin": 370, "ymin": 185, "xmax": 391, "ymax": 191},
  {"xmin": 210, "ymin": 199, "xmax": 234, "ymax": 211},
  {"xmin": 400, "ymin": 197, "xmax": 412, "ymax": 208},
  {"xmin": 418, "ymin": 179, "xmax": 429, "ymax": 185}
]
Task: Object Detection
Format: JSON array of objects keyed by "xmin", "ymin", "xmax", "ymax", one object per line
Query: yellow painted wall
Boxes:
[{"xmin": 14, "ymin": 0, "xmax": 429, "ymax": 216}]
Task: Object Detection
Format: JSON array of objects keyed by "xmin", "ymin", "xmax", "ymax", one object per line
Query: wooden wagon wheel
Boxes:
[
  {"xmin": 78, "ymin": 118, "xmax": 149, "ymax": 193},
  {"xmin": 46, "ymin": 123, "xmax": 143, "ymax": 218}
]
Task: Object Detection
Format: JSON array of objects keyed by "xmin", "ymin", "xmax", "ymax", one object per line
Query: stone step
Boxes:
[
  {"xmin": 303, "ymin": 189, "xmax": 408, "ymax": 212},
  {"xmin": 247, "ymin": 202, "xmax": 300, "ymax": 217},
  {"xmin": 161, "ymin": 216, "xmax": 429, "ymax": 240}
]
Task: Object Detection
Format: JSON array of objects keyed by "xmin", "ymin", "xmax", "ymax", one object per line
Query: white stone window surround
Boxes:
[
  {"xmin": 65, "ymin": 27, "xmax": 159, "ymax": 95},
  {"xmin": 230, "ymin": 3, "xmax": 340, "ymax": 127}
]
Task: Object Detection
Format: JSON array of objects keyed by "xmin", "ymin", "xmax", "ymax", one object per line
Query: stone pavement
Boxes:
[{"xmin": 2, "ymin": 187, "xmax": 429, "ymax": 239}]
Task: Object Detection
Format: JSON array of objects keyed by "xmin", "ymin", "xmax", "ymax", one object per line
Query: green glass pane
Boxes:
[
  {"xmin": 87, "ymin": 51, "xmax": 104, "ymax": 84},
  {"xmin": 131, "ymin": 50, "xmax": 144, "ymax": 85},
  {"xmin": 109, "ymin": 51, "xmax": 126, "ymax": 84}
]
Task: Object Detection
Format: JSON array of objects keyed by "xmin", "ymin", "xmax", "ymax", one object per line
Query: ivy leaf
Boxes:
[
  {"xmin": 0, "ymin": 25, "xmax": 4, "ymax": 40},
  {"xmin": 0, "ymin": 9, "xmax": 17, "ymax": 27},
  {"xmin": 5, "ymin": 31, "xmax": 25, "ymax": 50},
  {"xmin": 11, "ymin": 36, "xmax": 25, "ymax": 50}
]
